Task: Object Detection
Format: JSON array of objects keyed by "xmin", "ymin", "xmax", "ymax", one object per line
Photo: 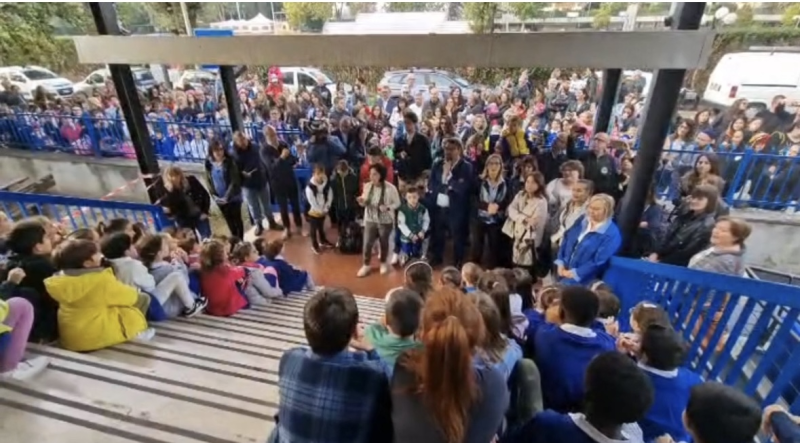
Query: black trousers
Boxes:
[
  {"xmin": 275, "ymin": 189, "xmax": 303, "ymax": 230},
  {"xmin": 218, "ymin": 201, "xmax": 244, "ymax": 240},
  {"xmin": 307, "ymin": 215, "xmax": 329, "ymax": 249},
  {"xmin": 472, "ymin": 222, "xmax": 508, "ymax": 269}
]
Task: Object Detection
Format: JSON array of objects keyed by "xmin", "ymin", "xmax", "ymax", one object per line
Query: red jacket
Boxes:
[
  {"xmin": 359, "ymin": 157, "xmax": 395, "ymax": 193},
  {"xmin": 199, "ymin": 264, "xmax": 248, "ymax": 316}
]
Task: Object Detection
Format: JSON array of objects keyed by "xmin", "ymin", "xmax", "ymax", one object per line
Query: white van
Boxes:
[
  {"xmin": 703, "ymin": 50, "xmax": 800, "ymax": 112},
  {"xmin": 0, "ymin": 66, "xmax": 74, "ymax": 100}
]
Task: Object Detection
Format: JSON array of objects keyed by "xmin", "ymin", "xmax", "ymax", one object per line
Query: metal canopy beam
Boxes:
[{"xmin": 72, "ymin": 31, "xmax": 715, "ymax": 69}]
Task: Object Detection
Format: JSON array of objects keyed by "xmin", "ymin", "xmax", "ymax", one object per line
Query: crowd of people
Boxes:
[{"xmin": 0, "ymin": 213, "xmax": 315, "ymax": 378}]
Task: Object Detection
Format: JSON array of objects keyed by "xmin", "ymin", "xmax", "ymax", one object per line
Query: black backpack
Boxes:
[{"xmin": 338, "ymin": 222, "xmax": 363, "ymax": 255}]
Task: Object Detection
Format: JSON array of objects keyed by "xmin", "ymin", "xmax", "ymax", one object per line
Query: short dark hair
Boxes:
[
  {"xmin": 585, "ymin": 352, "xmax": 654, "ymax": 426},
  {"xmin": 100, "ymin": 232, "xmax": 133, "ymax": 260},
  {"xmin": 640, "ymin": 324, "xmax": 687, "ymax": 371},
  {"xmin": 560, "ymin": 286, "xmax": 599, "ymax": 327},
  {"xmin": 402, "ymin": 110, "xmax": 418, "ymax": 124},
  {"xmin": 685, "ymin": 383, "xmax": 761, "ymax": 443},
  {"xmin": 367, "ymin": 146, "xmax": 383, "ymax": 157},
  {"xmin": 96, "ymin": 218, "xmax": 131, "ymax": 237},
  {"xmin": 264, "ymin": 238, "xmax": 284, "ymax": 260},
  {"xmin": 7, "ymin": 220, "xmax": 47, "ymax": 255},
  {"xmin": 405, "ymin": 186, "xmax": 420, "ymax": 196},
  {"xmin": 386, "ymin": 289, "xmax": 423, "ymax": 338},
  {"xmin": 53, "ymin": 239, "xmax": 99, "ymax": 270},
  {"xmin": 595, "ymin": 289, "xmax": 621, "ymax": 319},
  {"xmin": 440, "ymin": 266, "xmax": 462, "ymax": 288},
  {"xmin": 369, "ymin": 163, "xmax": 387, "ymax": 182},
  {"xmin": 304, "ymin": 288, "xmax": 359, "ymax": 356}
]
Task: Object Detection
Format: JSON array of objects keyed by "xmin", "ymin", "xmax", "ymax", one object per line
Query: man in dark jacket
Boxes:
[
  {"xmin": 395, "ymin": 110, "xmax": 432, "ymax": 185},
  {"xmin": 568, "ymin": 131, "xmax": 619, "ymax": 197},
  {"xmin": 312, "ymin": 76, "xmax": 332, "ymax": 109},
  {"xmin": 232, "ymin": 131, "xmax": 282, "ymax": 236},
  {"xmin": 427, "ymin": 138, "xmax": 474, "ymax": 268},
  {"xmin": 307, "ymin": 122, "xmax": 347, "ymax": 176},
  {"xmin": 331, "ymin": 118, "xmax": 365, "ymax": 167}
]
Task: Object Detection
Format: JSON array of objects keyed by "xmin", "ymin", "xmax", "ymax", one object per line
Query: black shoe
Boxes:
[
  {"xmin": 254, "ymin": 225, "xmax": 264, "ymax": 236},
  {"xmin": 184, "ymin": 298, "xmax": 207, "ymax": 318},
  {"xmin": 268, "ymin": 222, "xmax": 285, "ymax": 231}
]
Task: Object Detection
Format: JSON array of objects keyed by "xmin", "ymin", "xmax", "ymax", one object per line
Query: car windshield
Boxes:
[
  {"xmin": 133, "ymin": 70, "xmax": 155, "ymax": 82},
  {"xmin": 453, "ymin": 76, "xmax": 470, "ymax": 88},
  {"xmin": 314, "ymin": 69, "xmax": 335, "ymax": 84},
  {"xmin": 22, "ymin": 69, "xmax": 58, "ymax": 81}
]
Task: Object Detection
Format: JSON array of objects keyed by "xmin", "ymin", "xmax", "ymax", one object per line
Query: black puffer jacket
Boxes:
[{"xmin": 655, "ymin": 208, "xmax": 715, "ymax": 267}]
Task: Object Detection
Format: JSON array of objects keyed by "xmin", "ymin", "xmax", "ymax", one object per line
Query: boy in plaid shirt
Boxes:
[{"xmin": 269, "ymin": 287, "xmax": 392, "ymax": 443}]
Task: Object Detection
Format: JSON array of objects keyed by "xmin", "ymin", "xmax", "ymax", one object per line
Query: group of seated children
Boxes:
[
  {"xmin": 0, "ymin": 215, "xmax": 314, "ymax": 381},
  {"xmin": 271, "ymin": 260, "xmax": 765, "ymax": 443}
]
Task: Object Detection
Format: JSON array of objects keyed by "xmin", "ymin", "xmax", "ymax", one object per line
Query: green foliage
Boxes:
[
  {"xmin": 385, "ymin": 2, "xmax": 444, "ymax": 13},
  {"xmin": 283, "ymin": 2, "xmax": 333, "ymax": 31},
  {"xmin": 736, "ymin": 4, "xmax": 755, "ymax": 27},
  {"xmin": 347, "ymin": 2, "xmax": 377, "ymax": 16},
  {"xmin": 0, "ymin": 3, "xmax": 89, "ymax": 72},
  {"xmin": 116, "ymin": 3, "xmax": 151, "ymax": 28},
  {"xmin": 464, "ymin": 2, "xmax": 500, "ymax": 33},
  {"xmin": 145, "ymin": 2, "xmax": 206, "ymax": 34},
  {"xmin": 507, "ymin": 3, "xmax": 544, "ymax": 21},
  {"xmin": 592, "ymin": 10, "xmax": 612, "ymax": 30},
  {"xmin": 781, "ymin": 3, "xmax": 800, "ymax": 26}
]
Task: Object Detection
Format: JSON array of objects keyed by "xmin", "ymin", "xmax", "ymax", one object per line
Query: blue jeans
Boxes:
[{"xmin": 242, "ymin": 186, "xmax": 275, "ymax": 228}]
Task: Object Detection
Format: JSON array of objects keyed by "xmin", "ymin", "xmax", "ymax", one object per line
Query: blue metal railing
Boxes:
[
  {"xmin": 605, "ymin": 257, "xmax": 800, "ymax": 411},
  {"xmin": 0, "ymin": 191, "xmax": 168, "ymax": 232}
]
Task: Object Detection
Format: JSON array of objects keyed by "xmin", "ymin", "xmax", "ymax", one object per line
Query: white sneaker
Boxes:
[
  {"xmin": 356, "ymin": 265, "xmax": 371, "ymax": 278},
  {"xmin": 391, "ymin": 253, "xmax": 399, "ymax": 265},
  {"xmin": 135, "ymin": 328, "xmax": 156, "ymax": 342},
  {"xmin": 1, "ymin": 357, "xmax": 50, "ymax": 381},
  {"xmin": 380, "ymin": 264, "xmax": 390, "ymax": 275}
]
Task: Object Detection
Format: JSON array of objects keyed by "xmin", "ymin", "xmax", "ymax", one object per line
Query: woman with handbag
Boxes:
[{"xmin": 504, "ymin": 172, "xmax": 548, "ymax": 279}]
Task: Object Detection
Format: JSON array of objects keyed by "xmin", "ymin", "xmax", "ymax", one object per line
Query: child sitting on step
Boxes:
[
  {"xmin": 397, "ymin": 186, "xmax": 430, "ymax": 266},
  {"xmin": 45, "ymin": 239, "xmax": 153, "ymax": 352},
  {"xmin": 199, "ymin": 239, "xmax": 251, "ymax": 316},
  {"xmin": 0, "ymin": 268, "xmax": 51, "ymax": 381},
  {"xmin": 231, "ymin": 242, "xmax": 283, "ymax": 304},
  {"xmin": 255, "ymin": 238, "xmax": 315, "ymax": 295}
]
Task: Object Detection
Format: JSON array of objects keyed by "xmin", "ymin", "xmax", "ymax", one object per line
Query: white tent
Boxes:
[{"xmin": 247, "ymin": 13, "xmax": 273, "ymax": 26}]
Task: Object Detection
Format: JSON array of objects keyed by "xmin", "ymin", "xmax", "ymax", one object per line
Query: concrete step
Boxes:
[{"xmin": 0, "ymin": 291, "xmax": 386, "ymax": 443}]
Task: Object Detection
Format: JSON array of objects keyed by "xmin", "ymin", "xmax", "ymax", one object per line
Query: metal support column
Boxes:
[
  {"xmin": 220, "ymin": 66, "xmax": 244, "ymax": 134},
  {"xmin": 594, "ymin": 69, "xmax": 622, "ymax": 135},
  {"xmin": 89, "ymin": 2, "xmax": 161, "ymax": 204},
  {"xmin": 617, "ymin": 2, "xmax": 706, "ymax": 256}
]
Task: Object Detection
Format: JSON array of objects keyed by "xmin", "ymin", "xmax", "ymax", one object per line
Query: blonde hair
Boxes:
[
  {"xmin": 588, "ymin": 194, "xmax": 615, "ymax": 220},
  {"xmin": 480, "ymin": 154, "xmax": 505, "ymax": 181},
  {"xmin": 162, "ymin": 165, "xmax": 188, "ymax": 191}
]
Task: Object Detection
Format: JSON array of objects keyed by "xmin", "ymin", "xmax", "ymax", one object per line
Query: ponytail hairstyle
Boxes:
[
  {"xmin": 200, "ymin": 239, "xmax": 228, "ymax": 272},
  {"xmin": 231, "ymin": 242, "xmax": 256, "ymax": 265},
  {"xmin": 96, "ymin": 218, "xmax": 131, "ymax": 238},
  {"xmin": 135, "ymin": 234, "xmax": 166, "ymax": 269},
  {"xmin": 471, "ymin": 291, "xmax": 509, "ymax": 363},
  {"xmin": 131, "ymin": 222, "xmax": 147, "ymax": 244},
  {"xmin": 439, "ymin": 266, "xmax": 462, "ymax": 289},
  {"xmin": 400, "ymin": 288, "xmax": 485, "ymax": 443},
  {"xmin": 404, "ymin": 260, "xmax": 434, "ymax": 299}
]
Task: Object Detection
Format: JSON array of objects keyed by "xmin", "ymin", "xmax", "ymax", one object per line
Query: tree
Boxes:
[
  {"xmin": 592, "ymin": 10, "xmax": 612, "ymax": 30},
  {"xmin": 385, "ymin": 3, "xmax": 444, "ymax": 13},
  {"xmin": 508, "ymin": 3, "xmax": 544, "ymax": 21},
  {"xmin": 464, "ymin": 2, "xmax": 500, "ymax": 34},
  {"xmin": 781, "ymin": 3, "xmax": 800, "ymax": 27},
  {"xmin": 0, "ymin": 3, "xmax": 90, "ymax": 72},
  {"xmin": 347, "ymin": 2, "xmax": 376, "ymax": 16},
  {"xmin": 283, "ymin": 2, "xmax": 333, "ymax": 31},
  {"xmin": 446, "ymin": 2, "xmax": 464, "ymax": 20},
  {"xmin": 145, "ymin": 2, "xmax": 207, "ymax": 34},
  {"xmin": 736, "ymin": 4, "xmax": 755, "ymax": 27}
]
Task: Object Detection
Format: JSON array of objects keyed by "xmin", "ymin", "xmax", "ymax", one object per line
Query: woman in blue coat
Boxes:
[{"xmin": 555, "ymin": 194, "xmax": 622, "ymax": 285}]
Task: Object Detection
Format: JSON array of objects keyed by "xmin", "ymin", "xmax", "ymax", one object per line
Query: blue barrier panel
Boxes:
[
  {"xmin": 604, "ymin": 257, "xmax": 800, "ymax": 411},
  {"xmin": 0, "ymin": 191, "xmax": 168, "ymax": 232},
  {"xmin": 193, "ymin": 28, "xmax": 233, "ymax": 70}
]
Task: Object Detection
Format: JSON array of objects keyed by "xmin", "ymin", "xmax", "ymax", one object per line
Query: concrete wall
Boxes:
[{"xmin": 1, "ymin": 149, "xmax": 799, "ymax": 275}]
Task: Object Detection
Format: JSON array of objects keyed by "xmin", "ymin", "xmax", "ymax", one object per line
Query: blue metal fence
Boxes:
[
  {"xmin": 0, "ymin": 191, "xmax": 168, "ymax": 232},
  {"xmin": 605, "ymin": 257, "xmax": 800, "ymax": 412},
  {"xmin": 1, "ymin": 112, "xmax": 798, "ymax": 210}
]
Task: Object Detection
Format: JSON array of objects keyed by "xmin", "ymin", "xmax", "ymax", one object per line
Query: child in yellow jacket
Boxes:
[{"xmin": 44, "ymin": 239, "xmax": 152, "ymax": 352}]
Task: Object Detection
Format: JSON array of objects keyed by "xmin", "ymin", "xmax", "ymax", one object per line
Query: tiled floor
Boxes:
[{"xmin": 1, "ymin": 292, "xmax": 387, "ymax": 443}]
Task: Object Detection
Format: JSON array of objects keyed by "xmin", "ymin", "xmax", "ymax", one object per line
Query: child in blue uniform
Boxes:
[
  {"xmin": 397, "ymin": 186, "xmax": 430, "ymax": 266},
  {"xmin": 637, "ymin": 324, "xmax": 704, "ymax": 443},
  {"xmin": 534, "ymin": 285, "xmax": 616, "ymax": 412},
  {"xmin": 501, "ymin": 351, "xmax": 653, "ymax": 443}
]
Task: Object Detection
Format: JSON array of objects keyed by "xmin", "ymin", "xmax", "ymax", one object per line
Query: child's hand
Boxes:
[
  {"xmin": 356, "ymin": 196, "xmax": 366, "ymax": 206},
  {"xmin": 349, "ymin": 325, "xmax": 374, "ymax": 352},
  {"xmin": 7, "ymin": 268, "xmax": 25, "ymax": 284},
  {"xmin": 654, "ymin": 436, "xmax": 675, "ymax": 443}
]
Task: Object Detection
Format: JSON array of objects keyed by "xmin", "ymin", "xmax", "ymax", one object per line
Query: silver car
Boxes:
[{"xmin": 379, "ymin": 69, "xmax": 479, "ymax": 98}]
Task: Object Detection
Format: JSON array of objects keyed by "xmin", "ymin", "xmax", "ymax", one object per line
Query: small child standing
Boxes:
[
  {"xmin": 397, "ymin": 186, "xmax": 430, "ymax": 266},
  {"xmin": 305, "ymin": 163, "xmax": 334, "ymax": 255},
  {"xmin": 363, "ymin": 288, "xmax": 423, "ymax": 375}
]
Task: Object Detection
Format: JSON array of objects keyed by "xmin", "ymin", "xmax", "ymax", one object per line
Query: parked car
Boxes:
[
  {"xmin": 177, "ymin": 69, "xmax": 217, "ymax": 90},
  {"xmin": 73, "ymin": 67, "xmax": 158, "ymax": 96},
  {"xmin": 280, "ymin": 66, "xmax": 350, "ymax": 96},
  {"xmin": 0, "ymin": 66, "xmax": 73, "ymax": 100},
  {"xmin": 379, "ymin": 69, "xmax": 478, "ymax": 98}
]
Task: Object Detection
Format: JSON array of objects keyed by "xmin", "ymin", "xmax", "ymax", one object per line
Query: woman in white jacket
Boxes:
[{"xmin": 357, "ymin": 163, "xmax": 401, "ymax": 277}]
